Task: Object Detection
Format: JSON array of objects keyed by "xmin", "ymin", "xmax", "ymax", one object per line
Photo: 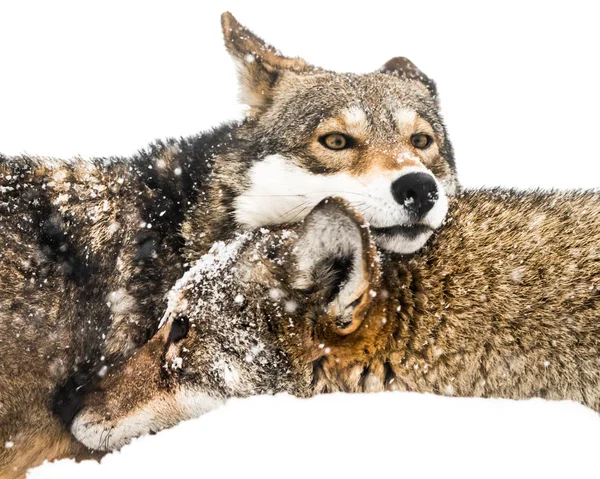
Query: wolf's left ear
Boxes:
[
  {"xmin": 221, "ymin": 12, "xmax": 315, "ymax": 114},
  {"xmin": 291, "ymin": 198, "xmax": 380, "ymax": 336},
  {"xmin": 379, "ymin": 57, "xmax": 437, "ymax": 97}
]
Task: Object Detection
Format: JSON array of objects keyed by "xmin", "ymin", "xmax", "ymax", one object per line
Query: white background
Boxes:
[
  {"xmin": 1, "ymin": 0, "xmax": 599, "ymax": 189},
  {"xmin": 3, "ymin": 2, "xmax": 600, "ymax": 478}
]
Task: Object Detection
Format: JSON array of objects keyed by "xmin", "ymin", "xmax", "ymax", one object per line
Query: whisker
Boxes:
[
  {"xmin": 270, "ymin": 200, "xmax": 315, "ymax": 223},
  {"xmin": 353, "ymin": 176, "xmax": 370, "ymax": 189},
  {"xmin": 288, "ymin": 203, "xmax": 318, "ymax": 224}
]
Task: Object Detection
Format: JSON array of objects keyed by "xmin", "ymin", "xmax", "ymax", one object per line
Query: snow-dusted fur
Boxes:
[
  {"xmin": 71, "ymin": 192, "xmax": 600, "ymax": 452},
  {"xmin": 0, "ymin": 12, "xmax": 456, "ymax": 477}
]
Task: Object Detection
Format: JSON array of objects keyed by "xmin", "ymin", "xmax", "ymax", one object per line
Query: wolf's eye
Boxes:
[
  {"xmin": 410, "ymin": 133, "xmax": 433, "ymax": 149},
  {"xmin": 320, "ymin": 133, "xmax": 352, "ymax": 150}
]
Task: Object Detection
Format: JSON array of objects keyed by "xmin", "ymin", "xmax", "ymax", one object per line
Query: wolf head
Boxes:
[
  {"xmin": 218, "ymin": 12, "xmax": 458, "ymax": 255},
  {"xmin": 71, "ymin": 198, "xmax": 394, "ymax": 451}
]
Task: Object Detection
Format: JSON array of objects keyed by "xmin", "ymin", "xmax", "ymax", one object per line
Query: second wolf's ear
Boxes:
[
  {"xmin": 221, "ymin": 12, "xmax": 314, "ymax": 114},
  {"xmin": 291, "ymin": 198, "xmax": 380, "ymax": 336},
  {"xmin": 379, "ymin": 56, "xmax": 437, "ymax": 97}
]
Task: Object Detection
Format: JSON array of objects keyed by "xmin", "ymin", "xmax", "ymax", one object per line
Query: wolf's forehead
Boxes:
[
  {"xmin": 158, "ymin": 234, "xmax": 252, "ymax": 328},
  {"xmin": 274, "ymin": 72, "xmax": 436, "ymax": 133},
  {"xmin": 310, "ymin": 72, "xmax": 430, "ymax": 107}
]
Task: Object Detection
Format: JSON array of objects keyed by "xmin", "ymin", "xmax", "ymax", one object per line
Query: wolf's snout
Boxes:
[{"xmin": 391, "ymin": 172, "xmax": 438, "ymax": 218}]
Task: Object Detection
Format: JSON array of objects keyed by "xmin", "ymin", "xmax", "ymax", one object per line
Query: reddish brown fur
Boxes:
[{"xmin": 71, "ymin": 190, "xmax": 600, "ymax": 455}]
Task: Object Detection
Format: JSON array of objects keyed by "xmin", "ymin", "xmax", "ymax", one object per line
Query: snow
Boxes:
[
  {"xmin": 29, "ymin": 393, "xmax": 600, "ymax": 479},
  {"xmin": 3, "ymin": 1, "xmax": 600, "ymax": 478},
  {"xmin": 158, "ymin": 234, "xmax": 250, "ymax": 329}
]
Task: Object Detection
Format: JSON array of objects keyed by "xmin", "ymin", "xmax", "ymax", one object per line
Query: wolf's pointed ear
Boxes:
[
  {"xmin": 291, "ymin": 197, "xmax": 380, "ymax": 336},
  {"xmin": 379, "ymin": 56, "xmax": 437, "ymax": 97},
  {"xmin": 221, "ymin": 12, "xmax": 315, "ymax": 114}
]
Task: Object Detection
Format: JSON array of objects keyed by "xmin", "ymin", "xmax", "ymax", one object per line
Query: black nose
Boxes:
[{"xmin": 391, "ymin": 172, "xmax": 439, "ymax": 218}]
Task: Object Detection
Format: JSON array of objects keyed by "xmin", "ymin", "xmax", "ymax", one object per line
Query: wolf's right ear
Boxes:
[
  {"xmin": 221, "ymin": 12, "xmax": 315, "ymax": 115},
  {"xmin": 291, "ymin": 198, "xmax": 380, "ymax": 336},
  {"xmin": 379, "ymin": 56, "xmax": 437, "ymax": 97}
]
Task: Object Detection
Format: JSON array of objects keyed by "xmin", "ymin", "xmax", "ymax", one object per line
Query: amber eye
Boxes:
[
  {"xmin": 320, "ymin": 133, "xmax": 352, "ymax": 150},
  {"xmin": 410, "ymin": 133, "xmax": 433, "ymax": 149}
]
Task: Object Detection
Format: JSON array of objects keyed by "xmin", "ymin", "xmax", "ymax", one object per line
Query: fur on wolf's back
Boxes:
[
  {"xmin": 0, "ymin": 126, "xmax": 235, "ymax": 476},
  {"xmin": 172, "ymin": 189, "xmax": 600, "ymax": 406},
  {"xmin": 63, "ymin": 189, "xmax": 600, "ymax": 455},
  {"xmin": 323, "ymin": 188, "xmax": 600, "ymax": 401}
]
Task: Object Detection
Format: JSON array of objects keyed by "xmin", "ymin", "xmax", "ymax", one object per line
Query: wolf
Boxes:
[
  {"xmin": 70, "ymin": 192, "xmax": 600, "ymax": 452},
  {"xmin": 0, "ymin": 12, "xmax": 456, "ymax": 477},
  {"xmin": 191, "ymin": 13, "xmax": 457, "ymax": 257}
]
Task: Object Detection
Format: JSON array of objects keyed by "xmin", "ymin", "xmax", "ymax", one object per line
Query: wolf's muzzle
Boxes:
[{"xmin": 391, "ymin": 172, "xmax": 439, "ymax": 218}]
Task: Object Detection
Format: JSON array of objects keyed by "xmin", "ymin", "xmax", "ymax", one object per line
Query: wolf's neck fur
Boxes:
[{"xmin": 311, "ymin": 189, "xmax": 600, "ymax": 409}]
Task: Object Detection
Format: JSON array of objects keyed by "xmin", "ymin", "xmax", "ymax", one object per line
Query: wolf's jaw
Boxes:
[
  {"xmin": 71, "ymin": 390, "xmax": 224, "ymax": 451},
  {"xmin": 371, "ymin": 228, "xmax": 434, "ymax": 254}
]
